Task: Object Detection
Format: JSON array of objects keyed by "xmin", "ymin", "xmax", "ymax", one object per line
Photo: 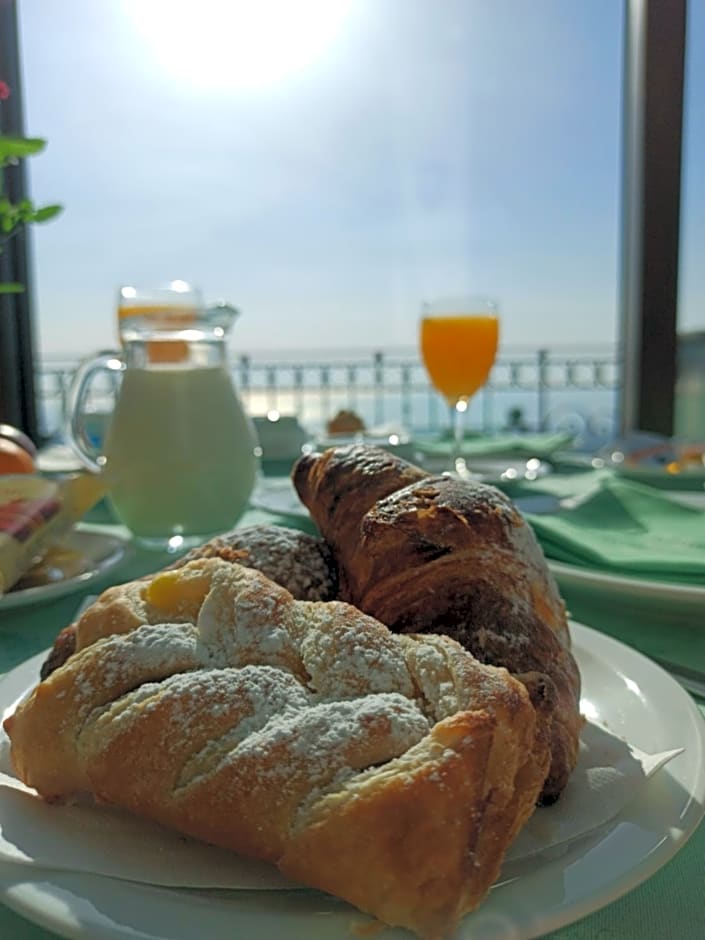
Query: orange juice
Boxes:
[
  {"xmin": 420, "ymin": 315, "xmax": 499, "ymax": 402},
  {"xmin": 117, "ymin": 303, "xmax": 198, "ymax": 327},
  {"xmin": 118, "ymin": 303, "xmax": 198, "ymax": 362}
]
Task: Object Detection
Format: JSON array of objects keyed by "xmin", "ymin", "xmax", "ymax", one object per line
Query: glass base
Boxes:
[{"xmin": 133, "ymin": 533, "xmax": 210, "ymax": 554}]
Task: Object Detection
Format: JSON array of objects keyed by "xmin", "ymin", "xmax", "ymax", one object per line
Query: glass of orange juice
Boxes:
[{"xmin": 420, "ymin": 296, "xmax": 499, "ymax": 476}]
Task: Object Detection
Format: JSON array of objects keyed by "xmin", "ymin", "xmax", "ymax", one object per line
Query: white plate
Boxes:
[
  {"xmin": 1, "ymin": 623, "xmax": 703, "ymax": 940},
  {"xmin": 549, "ymin": 561, "xmax": 705, "ymax": 626},
  {"xmin": 35, "ymin": 444, "xmax": 86, "ymax": 475},
  {"xmin": 0, "ymin": 531, "xmax": 130, "ymax": 612}
]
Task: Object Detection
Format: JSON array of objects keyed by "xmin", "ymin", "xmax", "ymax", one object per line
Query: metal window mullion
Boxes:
[
  {"xmin": 619, "ymin": 0, "xmax": 687, "ymax": 436},
  {"xmin": 0, "ymin": 0, "xmax": 40, "ymax": 441}
]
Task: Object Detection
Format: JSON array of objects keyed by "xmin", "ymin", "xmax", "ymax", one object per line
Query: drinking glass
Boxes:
[{"xmin": 419, "ymin": 296, "xmax": 500, "ymax": 476}]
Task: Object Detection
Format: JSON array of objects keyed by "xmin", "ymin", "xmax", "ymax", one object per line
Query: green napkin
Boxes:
[
  {"xmin": 415, "ymin": 431, "xmax": 575, "ymax": 460},
  {"xmin": 502, "ymin": 468, "xmax": 613, "ymax": 500},
  {"xmin": 521, "ymin": 475, "xmax": 705, "ymax": 584}
]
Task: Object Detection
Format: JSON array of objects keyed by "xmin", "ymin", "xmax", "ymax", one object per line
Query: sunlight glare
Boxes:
[{"xmin": 124, "ymin": 0, "xmax": 353, "ymax": 91}]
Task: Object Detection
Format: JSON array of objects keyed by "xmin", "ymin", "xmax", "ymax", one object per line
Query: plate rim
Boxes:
[
  {"xmin": 549, "ymin": 558, "xmax": 705, "ymax": 605},
  {"xmin": 0, "ymin": 530, "xmax": 131, "ymax": 613},
  {"xmin": 0, "ymin": 622, "xmax": 704, "ymax": 940}
]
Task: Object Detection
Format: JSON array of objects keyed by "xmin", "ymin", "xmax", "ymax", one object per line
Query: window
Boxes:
[{"xmin": 20, "ymin": 0, "xmax": 623, "ymax": 363}]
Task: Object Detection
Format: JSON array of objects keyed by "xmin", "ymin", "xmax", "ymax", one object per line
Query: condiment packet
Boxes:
[
  {"xmin": 0, "ymin": 718, "xmax": 682, "ymax": 891},
  {"xmin": 0, "ymin": 473, "xmax": 106, "ymax": 595}
]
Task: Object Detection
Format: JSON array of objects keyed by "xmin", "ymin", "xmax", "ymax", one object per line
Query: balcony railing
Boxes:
[{"xmin": 37, "ymin": 347, "xmax": 621, "ymax": 448}]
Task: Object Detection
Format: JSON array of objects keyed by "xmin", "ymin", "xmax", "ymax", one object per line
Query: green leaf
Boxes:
[
  {"xmin": 32, "ymin": 204, "xmax": 62, "ymax": 222},
  {"xmin": 0, "ymin": 137, "xmax": 46, "ymax": 162},
  {"xmin": 0, "ymin": 282, "xmax": 25, "ymax": 294}
]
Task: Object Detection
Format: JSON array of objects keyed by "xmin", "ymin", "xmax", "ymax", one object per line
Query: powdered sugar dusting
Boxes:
[
  {"xmin": 299, "ymin": 602, "xmax": 415, "ymax": 699},
  {"xmin": 71, "ymin": 623, "xmax": 203, "ymax": 720},
  {"xmin": 172, "ymin": 524, "xmax": 337, "ymax": 601},
  {"xmin": 404, "ymin": 640, "xmax": 459, "ymax": 717},
  {"xmin": 174, "ymin": 665, "xmax": 312, "ymax": 789},
  {"xmin": 36, "ymin": 558, "xmax": 523, "ymax": 825},
  {"xmin": 221, "ymin": 692, "xmax": 429, "ymax": 787}
]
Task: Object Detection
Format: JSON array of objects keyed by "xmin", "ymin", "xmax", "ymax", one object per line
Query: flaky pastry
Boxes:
[{"xmin": 6, "ymin": 558, "xmax": 551, "ymax": 940}]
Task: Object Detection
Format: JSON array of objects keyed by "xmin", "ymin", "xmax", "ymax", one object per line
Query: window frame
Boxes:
[
  {"xmin": 619, "ymin": 0, "xmax": 687, "ymax": 436},
  {"xmin": 0, "ymin": 0, "xmax": 41, "ymax": 442}
]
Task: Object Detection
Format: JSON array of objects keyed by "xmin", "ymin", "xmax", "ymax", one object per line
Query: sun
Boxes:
[{"xmin": 124, "ymin": 0, "xmax": 353, "ymax": 92}]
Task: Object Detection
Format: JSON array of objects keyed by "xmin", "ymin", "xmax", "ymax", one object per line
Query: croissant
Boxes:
[
  {"xmin": 293, "ymin": 444, "xmax": 583, "ymax": 803},
  {"xmin": 5, "ymin": 557, "xmax": 551, "ymax": 940}
]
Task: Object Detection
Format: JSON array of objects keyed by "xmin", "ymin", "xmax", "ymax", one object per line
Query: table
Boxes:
[{"xmin": 1, "ymin": 497, "xmax": 703, "ymax": 940}]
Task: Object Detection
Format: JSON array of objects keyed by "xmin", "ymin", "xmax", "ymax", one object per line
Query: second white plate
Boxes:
[
  {"xmin": 0, "ymin": 530, "xmax": 131, "ymax": 613},
  {"xmin": 549, "ymin": 560, "xmax": 705, "ymax": 628}
]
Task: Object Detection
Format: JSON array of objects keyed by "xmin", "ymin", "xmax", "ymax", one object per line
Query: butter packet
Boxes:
[{"xmin": 0, "ymin": 474, "xmax": 107, "ymax": 596}]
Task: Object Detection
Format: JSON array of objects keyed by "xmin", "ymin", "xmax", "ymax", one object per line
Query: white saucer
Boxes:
[{"xmin": 0, "ymin": 530, "xmax": 131, "ymax": 612}]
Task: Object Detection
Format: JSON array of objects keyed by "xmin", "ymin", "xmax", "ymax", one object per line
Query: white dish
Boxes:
[
  {"xmin": 0, "ymin": 531, "xmax": 130, "ymax": 612},
  {"xmin": 549, "ymin": 561, "xmax": 705, "ymax": 627},
  {"xmin": 1, "ymin": 622, "xmax": 703, "ymax": 940},
  {"xmin": 35, "ymin": 444, "xmax": 86, "ymax": 475}
]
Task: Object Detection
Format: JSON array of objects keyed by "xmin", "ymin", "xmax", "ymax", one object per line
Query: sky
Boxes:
[{"xmin": 12, "ymin": 0, "xmax": 705, "ymax": 360}]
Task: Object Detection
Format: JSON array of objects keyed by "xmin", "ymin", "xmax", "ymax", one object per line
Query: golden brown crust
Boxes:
[
  {"xmin": 293, "ymin": 446, "xmax": 428, "ymax": 598},
  {"xmin": 5, "ymin": 558, "xmax": 550, "ymax": 940},
  {"xmin": 293, "ymin": 445, "xmax": 583, "ymax": 802},
  {"xmin": 38, "ymin": 623, "xmax": 77, "ymax": 680}
]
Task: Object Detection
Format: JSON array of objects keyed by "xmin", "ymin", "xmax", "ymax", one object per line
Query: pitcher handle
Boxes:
[{"xmin": 65, "ymin": 352, "xmax": 124, "ymax": 473}]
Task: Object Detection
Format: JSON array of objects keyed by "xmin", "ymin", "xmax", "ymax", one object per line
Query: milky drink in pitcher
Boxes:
[
  {"xmin": 103, "ymin": 362, "xmax": 257, "ymax": 542},
  {"xmin": 66, "ymin": 285, "xmax": 259, "ymax": 549}
]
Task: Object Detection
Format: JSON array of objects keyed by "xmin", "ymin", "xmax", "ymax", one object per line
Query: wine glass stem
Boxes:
[{"xmin": 451, "ymin": 398, "xmax": 469, "ymax": 476}]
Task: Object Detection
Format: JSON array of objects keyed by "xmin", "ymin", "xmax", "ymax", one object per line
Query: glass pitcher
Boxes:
[{"xmin": 66, "ymin": 283, "xmax": 260, "ymax": 551}]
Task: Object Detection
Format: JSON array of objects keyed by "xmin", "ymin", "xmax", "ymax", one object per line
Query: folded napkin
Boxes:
[
  {"xmin": 519, "ymin": 474, "xmax": 705, "ymax": 584},
  {"xmin": 415, "ymin": 431, "xmax": 575, "ymax": 460}
]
